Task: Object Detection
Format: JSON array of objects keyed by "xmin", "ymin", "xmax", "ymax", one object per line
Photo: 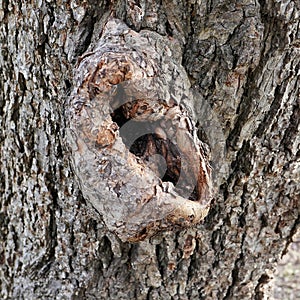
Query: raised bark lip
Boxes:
[{"xmin": 67, "ymin": 18, "xmax": 213, "ymax": 242}]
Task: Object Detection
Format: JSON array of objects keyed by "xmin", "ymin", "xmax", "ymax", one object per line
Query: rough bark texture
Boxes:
[
  {"xmin": 0, "ymin": 1, "xmax": 299, "ymax": 299},
  {"xmin": 272, "ymin": 230, "xmax": 300, "ymax": 299}
]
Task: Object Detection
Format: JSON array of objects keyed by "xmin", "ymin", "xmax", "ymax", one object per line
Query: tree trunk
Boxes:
[{"xmin": 0, "ymin": 1, "xmax": 299, "ymax": 299}]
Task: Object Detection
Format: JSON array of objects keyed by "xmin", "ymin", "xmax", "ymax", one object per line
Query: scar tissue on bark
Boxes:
[{"xmin": 67, "ymin": 18, "xmax": 213, "ymax": 242}]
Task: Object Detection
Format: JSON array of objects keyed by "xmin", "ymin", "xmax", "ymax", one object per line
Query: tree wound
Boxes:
[{"xmin": 67, "ymin": 18, "xmax": 213, "ymax": 242}]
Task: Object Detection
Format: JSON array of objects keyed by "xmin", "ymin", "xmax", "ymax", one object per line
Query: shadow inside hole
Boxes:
[
  {"xmin": 111, "ymin": 103, "xmax": 199, "ymax": 201},
  {"xmin": 131, "ymin": 133, "xmax": 181, "ymax": 185},
  {"xmin": 111, "ymin": 107, "xmax": 181, "ymax": 186}
]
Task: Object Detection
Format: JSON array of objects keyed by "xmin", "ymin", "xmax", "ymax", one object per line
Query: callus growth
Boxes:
[{"xmin": 66, "ymin": 18, "xmax": 213, "ymax": 242}]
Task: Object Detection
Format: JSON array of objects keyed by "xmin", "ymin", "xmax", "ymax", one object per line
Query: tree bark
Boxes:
[{"xmin": 0, "ymin": 1, "xmax": 299, "ymax": 299}]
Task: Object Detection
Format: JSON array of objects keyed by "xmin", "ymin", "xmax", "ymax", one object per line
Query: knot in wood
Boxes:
[{"xmin": 67, "ymin": 18, "xmax": 213, "ymax": 242}]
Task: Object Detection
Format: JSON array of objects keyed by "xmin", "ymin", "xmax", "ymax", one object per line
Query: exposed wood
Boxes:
[{"xmin": 67, "ymin": 18, "xmax": 212, "ymax": 242}]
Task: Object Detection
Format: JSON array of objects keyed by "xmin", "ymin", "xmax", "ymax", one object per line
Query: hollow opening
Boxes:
[
  {"xmin": 110, "ymin": 97, "xmax": 200, "ymax": 201},
  {"xmin": 111, "ymin": 104, "xmax": 181, "ymax": 186}
]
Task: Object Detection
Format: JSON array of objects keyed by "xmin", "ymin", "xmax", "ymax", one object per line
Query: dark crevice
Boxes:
[
  {"xmin": 1, "ymin": 0, "xmax": 8, "ymax": 18},
  {"xmin": 238, "ymin": 184, "xmax": 249, "ymax": 228},
  {"xmin": 231, "ymin": 140, "xmax": 254, "ymax": 176},
  {"xmin": 187, "ymin": 238, "xmax": 200, "ymax": 279},
  {"xmin": 260, "ymin": 213, "xmax": 268, "ymax": 228},
  {"xmin": 257, "ymin": 0, "xmax": 291, "ymax": 103},
  {"xmin": 64, "ymin": 79, "xmax": 72, "ymax": 96},
  {"xmin": 281, "ymin": 216, "xmax": 300, "ymax": 257},
  {"xmin": 165, "ymin": 20, "xmax": 173, "ymax": 37},
  {"xmin": 98, "ymin": 236, "xmax": 114, "ymax": 269},
  {"xmin": 73, "ymin": 16, "xmax": 95, "ymax": 59},
  {"xmin": 255, "ymin": 70, "xmax": 288, "ymax": 139},
  {"xmin": 68, "ymin": 222, "xmax": 76, "ymax": 273},
  {"xmin": 196, "ymin": 123, "xmax": 210, "ymax": 146},
  {"xmin": 155, "ymin": 240, "xmax": 167, "ymax": 280},
  {"xmin": 254, "ymin": 274, "xmax": 271, "ymax": 300},
  {"xmin": 18, "ymin": 72, "xmax": 27, "ymax": 93},
  {"xmin": 146, "ymin": 287, "xmax": 153, "ymax": 300},
  {"xmin": 274, "ymin": 217, "xmax": 282, "ymax": 236},
  {"xmin": 45, "ymin": 172, "xmax": 58, "ymax": 261},
  {"xmin": 72, "ymin": 0, "xmax": 110, "ymax": 61},
  {"xmin": 226, "ymin": 69, "xmax": 258, "ymax": 150},
  {"xmin": 224, "ymin": 233, "xmax": 246, "ymax": 300},
  {"xmin": 280, "ymin": 96, "xmax": 300, "ymax": 155},
  {"xmin": 11, "ymin": 96, "xmax": 20, "ymax": 125},
  {"xmin": 211, "ymin": 229, "xmax": 221, "ymax": 252}
]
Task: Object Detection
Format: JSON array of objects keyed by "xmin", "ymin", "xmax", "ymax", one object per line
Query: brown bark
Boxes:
[{"xmin": 0, "ymin": 1, "xmax": 299, "ymax": 299}]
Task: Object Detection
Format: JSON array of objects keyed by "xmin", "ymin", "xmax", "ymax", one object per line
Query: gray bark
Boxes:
[{"xmin": 0, "ymin": 1, "xmax": 299, "ymax": 299}]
